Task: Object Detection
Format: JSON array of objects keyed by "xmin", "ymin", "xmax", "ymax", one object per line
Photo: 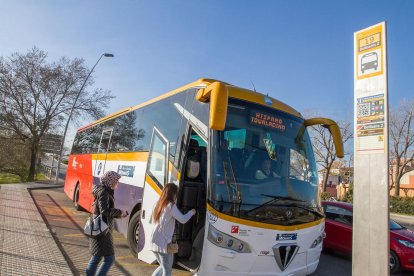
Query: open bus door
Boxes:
[
  {"xmin": 138, "ymin": 127, "xmax": 169, "ymax": 263},
  {"xmin": 175, "ymin": 126, "xmax": 208, "ymax": 271}
]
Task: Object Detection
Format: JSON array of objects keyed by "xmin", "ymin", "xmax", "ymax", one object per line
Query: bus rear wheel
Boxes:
[
  {"xmin": 127, "ymin": 211, "xmax": 141, "ymax": 256},
  {"xmin": 73, "ymin": 185, "xmax": 83, "ymax": 211}
]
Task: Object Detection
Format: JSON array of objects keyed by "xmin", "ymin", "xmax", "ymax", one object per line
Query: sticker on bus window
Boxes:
[
  {"xmin": 250, "ymin": 110, "xmax": 286, "ymax": 131},
  {"xmin": 263, "ymin": 133, "xmax": 277, "ymax": 160}
]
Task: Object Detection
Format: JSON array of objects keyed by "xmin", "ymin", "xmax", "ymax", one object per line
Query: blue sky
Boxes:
[{"xmin": 1, "ymin": 1, "xmax": 413, "ymax": 145}]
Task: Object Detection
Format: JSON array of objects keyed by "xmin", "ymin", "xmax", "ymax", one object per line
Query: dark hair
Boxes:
[{"xmin": 153, "ymin": 183, "xmax": 178, "ymax": 223}]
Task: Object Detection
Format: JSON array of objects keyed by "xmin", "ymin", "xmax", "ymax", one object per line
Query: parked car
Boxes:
[{"xmin": 322, "ymin": 201, "xmax": 414, "ymax": 274}]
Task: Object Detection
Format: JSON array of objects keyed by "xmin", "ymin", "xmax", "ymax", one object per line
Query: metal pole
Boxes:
[
  {"xmin": 55, "ymin": 53, "xmax": 114, "ymax": 183},
  {"xmin": 51, "ymin": 154, "xmax": 55, "ymax": 179}
]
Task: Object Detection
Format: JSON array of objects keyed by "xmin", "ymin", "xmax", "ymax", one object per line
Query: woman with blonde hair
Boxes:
[{"xmin": 150, "ymin": 183, "xmax": 195, "ymax": 276}]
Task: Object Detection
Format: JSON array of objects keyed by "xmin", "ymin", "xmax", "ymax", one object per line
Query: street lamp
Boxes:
[{"xmin": 55, "ymin": 53, "xmax": 114, "ymax": 183}]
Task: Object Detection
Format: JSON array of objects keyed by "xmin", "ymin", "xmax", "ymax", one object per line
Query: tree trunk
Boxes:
[
  {"xmin": 322, "ymin": 170, "xmax": 329, "ymax": 192},
  {"xmin": 394, "ymin": 170, "xmax": 400, "ymax": 197},
  {"xmin": 28, "ymin": 137, "xmax": 39, "ymax": 181}
]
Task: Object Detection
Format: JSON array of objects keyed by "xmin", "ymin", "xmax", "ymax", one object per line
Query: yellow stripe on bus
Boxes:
[
  {"xmin": 207, "ymin": 204, "xmax": 324, "ymax": 231},
  {"xmin": 145, "ymin": 175, "xmax": 162, "ymax": 195},
  {"xmin": 92, "ymin": 152, "xmax": 148, "ymax": 161}
]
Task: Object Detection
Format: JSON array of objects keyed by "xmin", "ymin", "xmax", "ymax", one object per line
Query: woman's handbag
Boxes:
[
  {"xmin": 167, "ymin": 242, "xmax": 179, "ymax": 254},
  {"xmin": 84, "ymin": 214, "xmax": 108, "ymax": 238}
]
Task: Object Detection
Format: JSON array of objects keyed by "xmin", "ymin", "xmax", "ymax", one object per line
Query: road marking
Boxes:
[
  {"xmin": 51, "ymin": 218, "xmax": 84, "ymax": 222},
  {"xmin": 45, "ymin": 206, "xmax": 62, "ymax": 215},
  {"xmin": 64, "ymin": 233, "xmax": 85, "ymax": 237},
  {"xmin": 116, "ymin": 255, "xmax": 134, "ymax": 260},
  {"xmin": 116, "ymin": 262, "xmax": 156, "ymax": 267}
]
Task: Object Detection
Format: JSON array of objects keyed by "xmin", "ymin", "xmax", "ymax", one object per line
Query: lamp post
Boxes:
[{"xmin": 55, "ymin": 53, "xmax": 114, "ymax": 183}]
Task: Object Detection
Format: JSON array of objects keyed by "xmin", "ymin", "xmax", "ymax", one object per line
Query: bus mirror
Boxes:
[
  {"xmin": 196, "ymin": 81, "xmax": 228, "ymax": 130},
  {"xmin": 304, "ymin": 118, "xmax": 344, "ymax": 158}
]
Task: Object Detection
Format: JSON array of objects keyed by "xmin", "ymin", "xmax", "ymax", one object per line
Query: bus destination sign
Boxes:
[{"xmin": 250, "ymin": 111, "xmax": 285, "ymax": 131}]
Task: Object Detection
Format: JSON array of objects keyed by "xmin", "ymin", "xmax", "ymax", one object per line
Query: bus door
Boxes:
[
  {"xmin": 176, "ymin": 125, "xmax": 208, "ymax": 270},
  {"xmin": 94, "ymin": 127, "xmax": 114, "ymax": 178},
  {"xmin": 138, "ymin": 127, "xmax": 169, "ymax": 263}
]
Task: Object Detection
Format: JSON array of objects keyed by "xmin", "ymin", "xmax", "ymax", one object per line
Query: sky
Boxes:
[{"xmin": 1, "ymin": 0, "xmax": 413, "ymax": 146}]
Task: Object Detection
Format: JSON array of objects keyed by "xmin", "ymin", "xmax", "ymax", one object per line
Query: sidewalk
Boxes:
[{"xmin": 0, "ymin": 183, "xmax": 73, "ymax": 275}]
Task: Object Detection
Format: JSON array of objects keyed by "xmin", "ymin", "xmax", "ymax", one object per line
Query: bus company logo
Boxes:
[
  {"xmin": 264, "ymin": 97, "xmax": 273, "ymax": 105},
  {"xmin": 207, "ymin": 211, "xmax": 218, "ymax": 224},
  {"xmin": 231, "ymin": 226, "xmax": 239, "ymax": 234},
  {"xmin": 72, "ymin": 157, "xmax": 78, "ymax": 169},
  {"xmin": 276, "ymin": 233, "xmax": 297, "ymax": 241},
  {"xmin": 273, "ymin": 243, "xmax": 299, "ymax": 271}
]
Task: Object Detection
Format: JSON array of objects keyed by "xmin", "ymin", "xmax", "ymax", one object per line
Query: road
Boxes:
[{"xmin": 31, "ymin": 186, "xmax": 413, "ymax": 275}]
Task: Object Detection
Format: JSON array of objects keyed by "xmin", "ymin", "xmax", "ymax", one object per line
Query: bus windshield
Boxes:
[{"xmin": 209, "ymin": 99, "xmax": 322, "ymax": 226}]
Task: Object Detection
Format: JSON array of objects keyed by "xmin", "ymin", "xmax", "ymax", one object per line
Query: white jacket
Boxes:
[{"xmin": 150, "ymin": 203, "xmax": 194, "ymax": 253}]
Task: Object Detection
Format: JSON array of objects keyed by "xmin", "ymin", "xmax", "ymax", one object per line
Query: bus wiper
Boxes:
[
  {"xmin": 246, "ymin": 194, "xmax": 306, "ymax": 214},
  {"xmin": 261, "ymin": 194, "xmax": 306, "ymax": 202},
  {"xmin": 262, "ymin": 195, "xmax": 324, "ymax": 217},
  {"xmin": 285, "ymin": 203, "xmax": 325, "ymax": 218}
]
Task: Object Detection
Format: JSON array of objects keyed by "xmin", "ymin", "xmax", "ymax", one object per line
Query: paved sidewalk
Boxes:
[{"xmin": 0, "ymin": 184, "xmax": 73, "ymax": 275}]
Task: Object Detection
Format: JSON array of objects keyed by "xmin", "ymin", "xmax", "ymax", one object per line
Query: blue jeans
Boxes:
[
  {"xmin": 152, "ymin": 251, "xmax": 173, "ymax": 276},
  {"xmin": 86, "ymin": 255, "xmax": 115, "ymax": 276}
]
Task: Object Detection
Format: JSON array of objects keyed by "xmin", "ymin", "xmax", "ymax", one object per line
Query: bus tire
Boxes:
[
  {"xmin": 74, "ymin": 185, "xmax": 83, "ymax": 211},
  {"xmin": 127, "ymin": 211, "xmax": 141, "ymax": 256}
]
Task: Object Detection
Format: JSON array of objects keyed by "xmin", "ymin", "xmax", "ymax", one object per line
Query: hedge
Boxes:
[{"xmin": 390, "ymin": 196, "xmax": 414, "ymax": 215}]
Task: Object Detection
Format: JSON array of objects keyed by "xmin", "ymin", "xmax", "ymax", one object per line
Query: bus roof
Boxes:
[{"xmin": 78, "ymin": 78, "xmax": 302, "ymax": 132}]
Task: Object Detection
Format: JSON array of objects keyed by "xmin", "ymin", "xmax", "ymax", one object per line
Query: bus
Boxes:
[{"xmin": 64, "ymin": 78, "xmax": 344, "ymax": 275}]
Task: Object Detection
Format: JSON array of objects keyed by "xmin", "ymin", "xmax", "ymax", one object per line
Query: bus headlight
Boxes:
[
  {"xmin": 310, "ymin": 232, "xmax": 325, "ymax": 248},
  {"xmin": 207, "ymin": 224, "xmax": 251, "ymax": 253}
]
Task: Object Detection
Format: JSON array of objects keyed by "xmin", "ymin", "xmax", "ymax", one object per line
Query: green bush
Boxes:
[
  {"xmin": 343, "ymin": 184, "xmax": 353, "ymax": 203},
  {"xmin": 320, "ymin": 191, "xmax": 333, "ymax": 200},
  {"xmin": 390, "ymin": 196, "xmax": 414, "ymax": 215}
]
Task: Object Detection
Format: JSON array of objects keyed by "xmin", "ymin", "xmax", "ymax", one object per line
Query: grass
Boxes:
[
  {"xmin": 35, "ymin": 173, "xmax": 48, "ymax": 181},
  {"xmin": 0, "ymin": 172, "xmax": 49, "ymax": 184},
  {"xmin": 0, "ymin": 173, "xmax": 21, "ymax": 184}
]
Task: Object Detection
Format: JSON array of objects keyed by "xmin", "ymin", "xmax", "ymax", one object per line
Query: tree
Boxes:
[
  {"xmin": 389, "ymin": 99, "xmax": 414, "ymax": 196},
  {"xmin": 0, "ymin": 47, "xmax": 114, "ymax": 181},
  {"xmin": 310, "ymin": 120, "xmax": 353, "ymax": 192},
  {"xmin": 0, "ymin": 130, "xmax": 31, "ymax": 181}
]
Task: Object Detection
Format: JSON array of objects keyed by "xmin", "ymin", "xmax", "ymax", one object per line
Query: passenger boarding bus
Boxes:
[{"xmin": 64, "ymin": 79, "xmax": 344, "ymax": 275}]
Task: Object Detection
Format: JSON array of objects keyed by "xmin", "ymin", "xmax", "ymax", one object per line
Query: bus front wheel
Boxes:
[{"xmin": 127, "ymin": 211, "xmax": 141, "ymax": 256}]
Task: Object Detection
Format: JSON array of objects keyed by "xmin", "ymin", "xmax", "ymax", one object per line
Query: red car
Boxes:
[{"xmin": 322, "ymin": 201, "xmax": 414, "ymax": 274}]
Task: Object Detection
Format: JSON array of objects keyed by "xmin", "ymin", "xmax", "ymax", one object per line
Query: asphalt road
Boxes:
[{"xmin": 31, "ymin": 186, "xmax": 414, "ymax": 276}]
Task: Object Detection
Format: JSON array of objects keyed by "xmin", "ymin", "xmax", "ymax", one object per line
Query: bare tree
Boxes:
[
  {"xmin": 0, "ymin": 47, "xmax": 114, "ymax": 181},
  {"xmin": 0, "ymin": 130, "xmax": 31, "ymax": 181},
  {"xmin": 389, "ymin": 99, "xmax": 414, "ymax": 196},
  {"xmin": 310, "ymin": 120, "xmax": 353, "ymax": 192}
]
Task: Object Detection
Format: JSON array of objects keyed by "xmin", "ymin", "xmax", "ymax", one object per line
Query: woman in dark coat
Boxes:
[{"xmin": 86, "ymin": 171, "xmax": 128, "ymax": 276}]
